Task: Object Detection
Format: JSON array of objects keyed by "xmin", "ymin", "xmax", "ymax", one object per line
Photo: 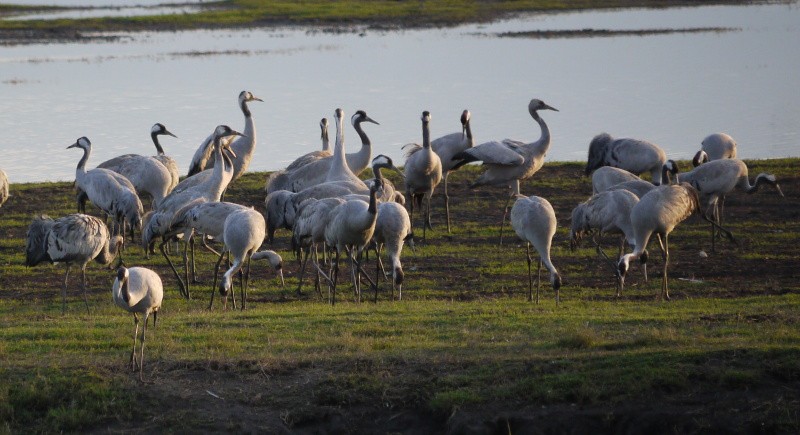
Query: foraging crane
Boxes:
[
  {"xmin": 68, "ymin": 137, "xmax": 144, "ymax": 242},
  {"xmin": 141, "ymin": 125, "xmax": 243, "ymax": 298},
  {"xmin": 214, "ymin": 207, "xmax": 266, "ymax": 310},
  {"xmin": 372, "ymin": 200, "xmax": 412, "ymax": 301},
  {"xmin": 591, "ymin": 166, "xmax": 641, "ymax": 194},
  {"xmin": 324, "ymin": 181, "xmax": 381, "ymax": 304},
  {"xmin": 617, "ymin": 183, "xmax": 697, "ymax": 300},
  {"xmin": 451, "ymin": 99, "xmax": 558, "ymax": 243},
  {"xmin": 112, "ymin": 266, "xmax": 163, "ymax": 382},
  {"xmin": 0, "ymin": 169, "xmax": 8, "ymax": 207},
  {"xmin": 403, "ymin": 111, "xmax": 442, "ymax": 241},
  {"xmin": 617, "ymin": 182, "xmax": 733, "ymax": 300},
  {"xmin": 585, "ymin": 133, "xmax": 669, "ymax": 185},
  {"xmin": 673, "ymin": 158, "xmax": 783, "ymax": 252},
  {"xmin": 569, "ymin": 189, "xmax": 641, "ymax": 296},
  {"xmin": 93, "ymin": 154, "xmax": 172, "ymax": 209},
  {"xmin": 431, "ymin": 109, "xmax": 474, "ymax": 232},
  {"xmin": 25, "ymin": 213, "xmax": 122, "ymax": 313},
  {"xmin": 271, "ymin": 109, "xmax": 377, "ymax": 193},
  {"xmin": 510, "ymin": 195, "xmax": 561, "ymax": 304},
  {"xmin": 693, "ymin": 133, "xmax": 737, "ymax": 167},
  {"xmin": 188, "ymin": 90, "xmax": 263, "ymax": 182}
]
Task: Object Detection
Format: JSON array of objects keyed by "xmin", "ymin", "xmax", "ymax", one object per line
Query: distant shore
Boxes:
[{"xmin": 0, "ymin": 0, "xmax": 781, "ymax": 45}]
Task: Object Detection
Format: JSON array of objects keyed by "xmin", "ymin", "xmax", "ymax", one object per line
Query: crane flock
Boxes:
[{"xmin": 8, "ymin": 90, "xmax": 787, "ymax": 381}]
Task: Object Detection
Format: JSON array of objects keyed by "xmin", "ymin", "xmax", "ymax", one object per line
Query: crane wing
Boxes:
[{"xmin": 464, "ymin": 140, "xmax": 525, "ymax": 166}]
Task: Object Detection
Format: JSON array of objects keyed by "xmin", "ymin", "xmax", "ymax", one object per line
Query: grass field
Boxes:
[{"xmin": 0, "ymin": 160, "xmax": 798, "ymax": 432}]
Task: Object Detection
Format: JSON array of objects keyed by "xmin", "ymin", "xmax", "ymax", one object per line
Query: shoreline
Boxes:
[{"xmin": 0, "ymin": 0, "xmax": 784, "ymax": 45}]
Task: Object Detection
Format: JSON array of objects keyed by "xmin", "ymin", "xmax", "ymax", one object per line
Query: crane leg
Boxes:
[
  {"xmin": 160, "ymin": 238, "xmax": 188, "ymax": 299},
  {"xmin": 444, "ymin": 175, "xmax": 452, "ymax": 233},
  {"xmin": 242, "ymin": 254, "xmax": 252, "ymax": 311},
  {"xmin": 499, "ymin": 195, "xmax": 512, "ymax": 247},
  {"xmin": 61, "ymin": 265, "xmax": 71, "ymax": 314},
  {"xmin": 81, "ymin": 267, "xmax": 90, "ymax": 315},
  {"xmin": 209, "ymin": 250, "xmax": 227, "ymax": 310},
  {"xmin": 537, "ymin": 258, "xmax": 542, "ymax": 305},
  {"xmin": 131, "ymin": 314, "xmax": 139, "ymax": 372},
  {"xmin": 375, "ymin": 244, "xmax": 383, "ymax": 302},
  {"xmin": 331, "ymin": 250, "xmax": 340, "ymax": 305},
  {"xmin": 425, "ymin": 193, "xmax": 434, "ymax": 230},
  {"xmin": 139, "ymin": 313, "xmax": 148, "ymax": 382},
  {"xmin": 526, "ymin": 243, "xmax": 533, "ymax": 302},
  {"xmin": 296, "ymin": 247, "xmax": 309, "ymax": 296}
]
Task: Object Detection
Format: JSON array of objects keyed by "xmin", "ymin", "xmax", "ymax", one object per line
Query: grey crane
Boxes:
[
  {"xmin": 93, "ymin": 154, "xmax": 172, "ymax": 209},
  {"xmin": 674, "ymin": 158, "xmax": 783, "ymax": 252},
  {"xmin": 271, "ymin": 109, "xmax": 377, "ymax": 193},
  {"xmin": 68, "ymin": 136, "xmax": 143, "ymax": 245},
  {"xmin": 264, "ymin": 118, "xmax": 331, "ymax": 192},
  {"xmin": 112, "ymin": 266, "xmax": 163, "ymax": 382},
  {"xmin": 605, "ymin": 178, "xmax": 657, "ymax": 199},
  {"xmin": 141, "ymin": 125, "xmax": 243, "ymax": 298},
  {"xmin": 450, "ymin": 99, "xmax": 558, "ymax": 244},
  {"xmin": 570, "ymin": 189, "xmax": 641, "ymax": 296},
  {"xmin": 591, "ymin": 166, "xmax": 640, "ymax": 194},
  {"xmin": 188, "ymin": 90, "xmax": 263, "ymax": 182},
  {"xmin": 214, "ymin": 207, "xmax": 266, "ymax": 310},
  {"xmin": 693, "ymin": 133, "xmax": 737, "ymax": 167},
  {"xmin": 403, "ymin": 111, "xmax": 442, "ymax": 242},
  {"xmin": 292, "ymin": 196, "xmax": 345, "ymax": 297},
  {"xmin": 150, "ymin": 123, "xmax": 180, "ymax": 191},
  {"xmin": 617, "ymin": 182, "xmax": 733, "ymax": 300},
  {"xmin": 372, "ymin": 200, "xmax": 412, "ymax": 301},
  {"xmin": 0, "ymin": 169, "xmax": 8, "ymax": 207},
  {"xmin": 25, "ymin": 213, "xmax": 122, "ymax": 313},
  {"xmin": 430, "ymin": 109, "xmax": 474, "ymax": 233},
  {"xmin": 585, "ymin": 133, "xmax": 669, "ymax": 185},
  {"xmin": 510, "ymin": 194, "xmax": 561, "ymax": 304},
  {"xmin": 324, "ymin": 181, "xmax": 381, "ymax": 304}
]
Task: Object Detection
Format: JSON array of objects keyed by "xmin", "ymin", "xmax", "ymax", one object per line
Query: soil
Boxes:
[{"xmin": 2, "ymin": 161, "xmax": 798, "ymax": 433}]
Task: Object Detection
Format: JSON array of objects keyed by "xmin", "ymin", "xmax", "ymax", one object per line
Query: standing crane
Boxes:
[
  {"xmin": 510, "ymin": 194, "xmax": 561, "ymax": 304},
  {"xmin": 451, "ymin": 99, "xmax": 558, "ymax": 244},
  {"xmin": 431, "ymin": 109, "xmax": 474, "ymax": 232},
  {"xmin": 112, "ymin": 266, "xmax": 163, "ymax": 382},
  {"xmin": 403, "ymin": 111, "xmax": 442, "ymax": 241},
  {"xmin": 25, "ymin": 213, "xmax": 122, "ymax": 313},
  {"xmin": 0, "ymin": 169, "xmax": 8, "ymax": 208},
  {"xmin": 188, "ymin": 90, "xmax": 263, "ymax": 182},
  {"xmin": 68, "ymin": 136, "xmax": 143, "ymax": 245}
]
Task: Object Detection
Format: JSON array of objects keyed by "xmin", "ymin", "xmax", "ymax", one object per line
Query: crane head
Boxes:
[
  {"xmin": 352, "ymin": 110, "xmax": 379, "ymax": 126},
  {"xmin": 67, "ymin": 136, "xmax": 91, "ymax": 150},
  {"xmin": 152, "ymin": 123, "xmax": 178, "ymax": 138},
  {"xmin": 529, "ymin": 99, "xmax": 558, "ymax": 114},
  {"xmin": 239, "ymin": 90, "xmax": 263, "ymax": 103}
]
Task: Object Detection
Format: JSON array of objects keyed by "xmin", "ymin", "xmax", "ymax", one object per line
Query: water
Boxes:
[{"xmin": 1, "ymin": 3, "xmax": 798, "ymax": 183}]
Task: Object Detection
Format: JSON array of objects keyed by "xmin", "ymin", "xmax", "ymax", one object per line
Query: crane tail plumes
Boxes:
[{"xmin": 586, "ymin": 133, "xmax": 613, "ymax": 175}]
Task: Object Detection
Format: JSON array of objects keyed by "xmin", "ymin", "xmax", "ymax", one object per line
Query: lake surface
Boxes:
[{"xmin": 1, "ymin": 3, "xmax": 798, "ymax": 183}]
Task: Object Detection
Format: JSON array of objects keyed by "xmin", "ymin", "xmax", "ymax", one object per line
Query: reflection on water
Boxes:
[{"xmin": 0, "ymin": 3, "xmax": 798, "ymax": 183}]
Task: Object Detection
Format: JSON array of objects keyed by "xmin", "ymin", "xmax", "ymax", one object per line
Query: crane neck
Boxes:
[
  {"xmin": 97, "ymin": 235, "xmax": 122, "ymax": 267},
  {"xmin": 353, "ymin": 120, "xmax": 371, "ymax": 149},
  {"xmin": 75, "ymin": 145, "xmax": 90, "ymax": 176},
  {"xmin": 151, "ymin": 132, "xmax": 165, "ymax": 155},
  {"xmin": 330, "ymin": 115, "xmax": 349, "ymax": 175},
  {"xmin": 240, "ymin": 98, "xmax": 252, "ymax": 118},
  {"xmin": 422, "ymin": 121, "xmax": 431, "ymax": 149},
  {"xmin": 464, "ymin": 119, "xmax": 474, "ymax": 146},
  {"xmin": 530, "ymin": 110, "xmax": 551, "ymax": 150},
  {"xmin": 368, "ymin": 186, "xmax": 378, "ymax": 214},
  {"xmin": 321, "ymin": 128, "xmax": 330, "ymax": 152}
]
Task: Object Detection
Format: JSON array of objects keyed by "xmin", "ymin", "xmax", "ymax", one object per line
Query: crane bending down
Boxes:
[
  {"xmin": 585, "ymin": 133, "xmax": 669, "ymax": 185},
  {"xmin": 591, "ymin": 166, "xmax": 641, "ymax": 194},
  {"xmin": 617, "ymin": 182, "xmax": 734, "ymax": 300},
  {"xmin": 25, "ymin": 214, "xmax": 122, "ymax": 313},
  {"xmin": 403, "ymin": 111, "xmax": 442, "ymax": 242},
  {"xmin": 214, "ymin": 208, "xmax": 266, "ymax": 310},
  {"xmin": 431, "ymin": 109, "xmax": 474, "ymax": 232},
  {"xmin": 510, "ymin": 194, "xmax": 561, "ymax": 304},
  {"xmin": 112, "ymin": 266, "xmax": 163, "ymax": 382},
  {"xmin": 569, "ymin": 189, "xmax": 641, "ymax": 296},
  {"xmin": 372, "ymin": 200, "xmax": 413, "ymax": 301},
  {"xmin": 451, "ymin": 99, "xmax": 558, "ymax": 244},
  {"xmin": 693, "ymin": 133, "xmax": 737, "ymax": 167}
]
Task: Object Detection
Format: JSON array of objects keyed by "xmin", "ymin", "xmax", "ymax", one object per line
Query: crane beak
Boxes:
[
  {"xmin": 66, "ymin": 142, "xmax": 78, "ymax": 149},
  {"xmin": 164, "ymin": 130, "xmax": 178, "ymax": 139},
  {"xmin": 392, "ymin": 166, "xmax": 405, "ymax": 179},
  {"xmin": 252, "ymin": 96, "xmax": 264, "ymax": 102},
  {"xmin": 365, "ymin": 116, "xmax": 380, "ymax": 125},
  {"xmin": 544, "ymin": 103, "xmax": 559, "ymax": 112}
]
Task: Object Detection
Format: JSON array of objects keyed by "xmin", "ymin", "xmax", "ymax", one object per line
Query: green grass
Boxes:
[{"xmin": 0, "ymin": 159, "xmax": 798, "ymax": 431}]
